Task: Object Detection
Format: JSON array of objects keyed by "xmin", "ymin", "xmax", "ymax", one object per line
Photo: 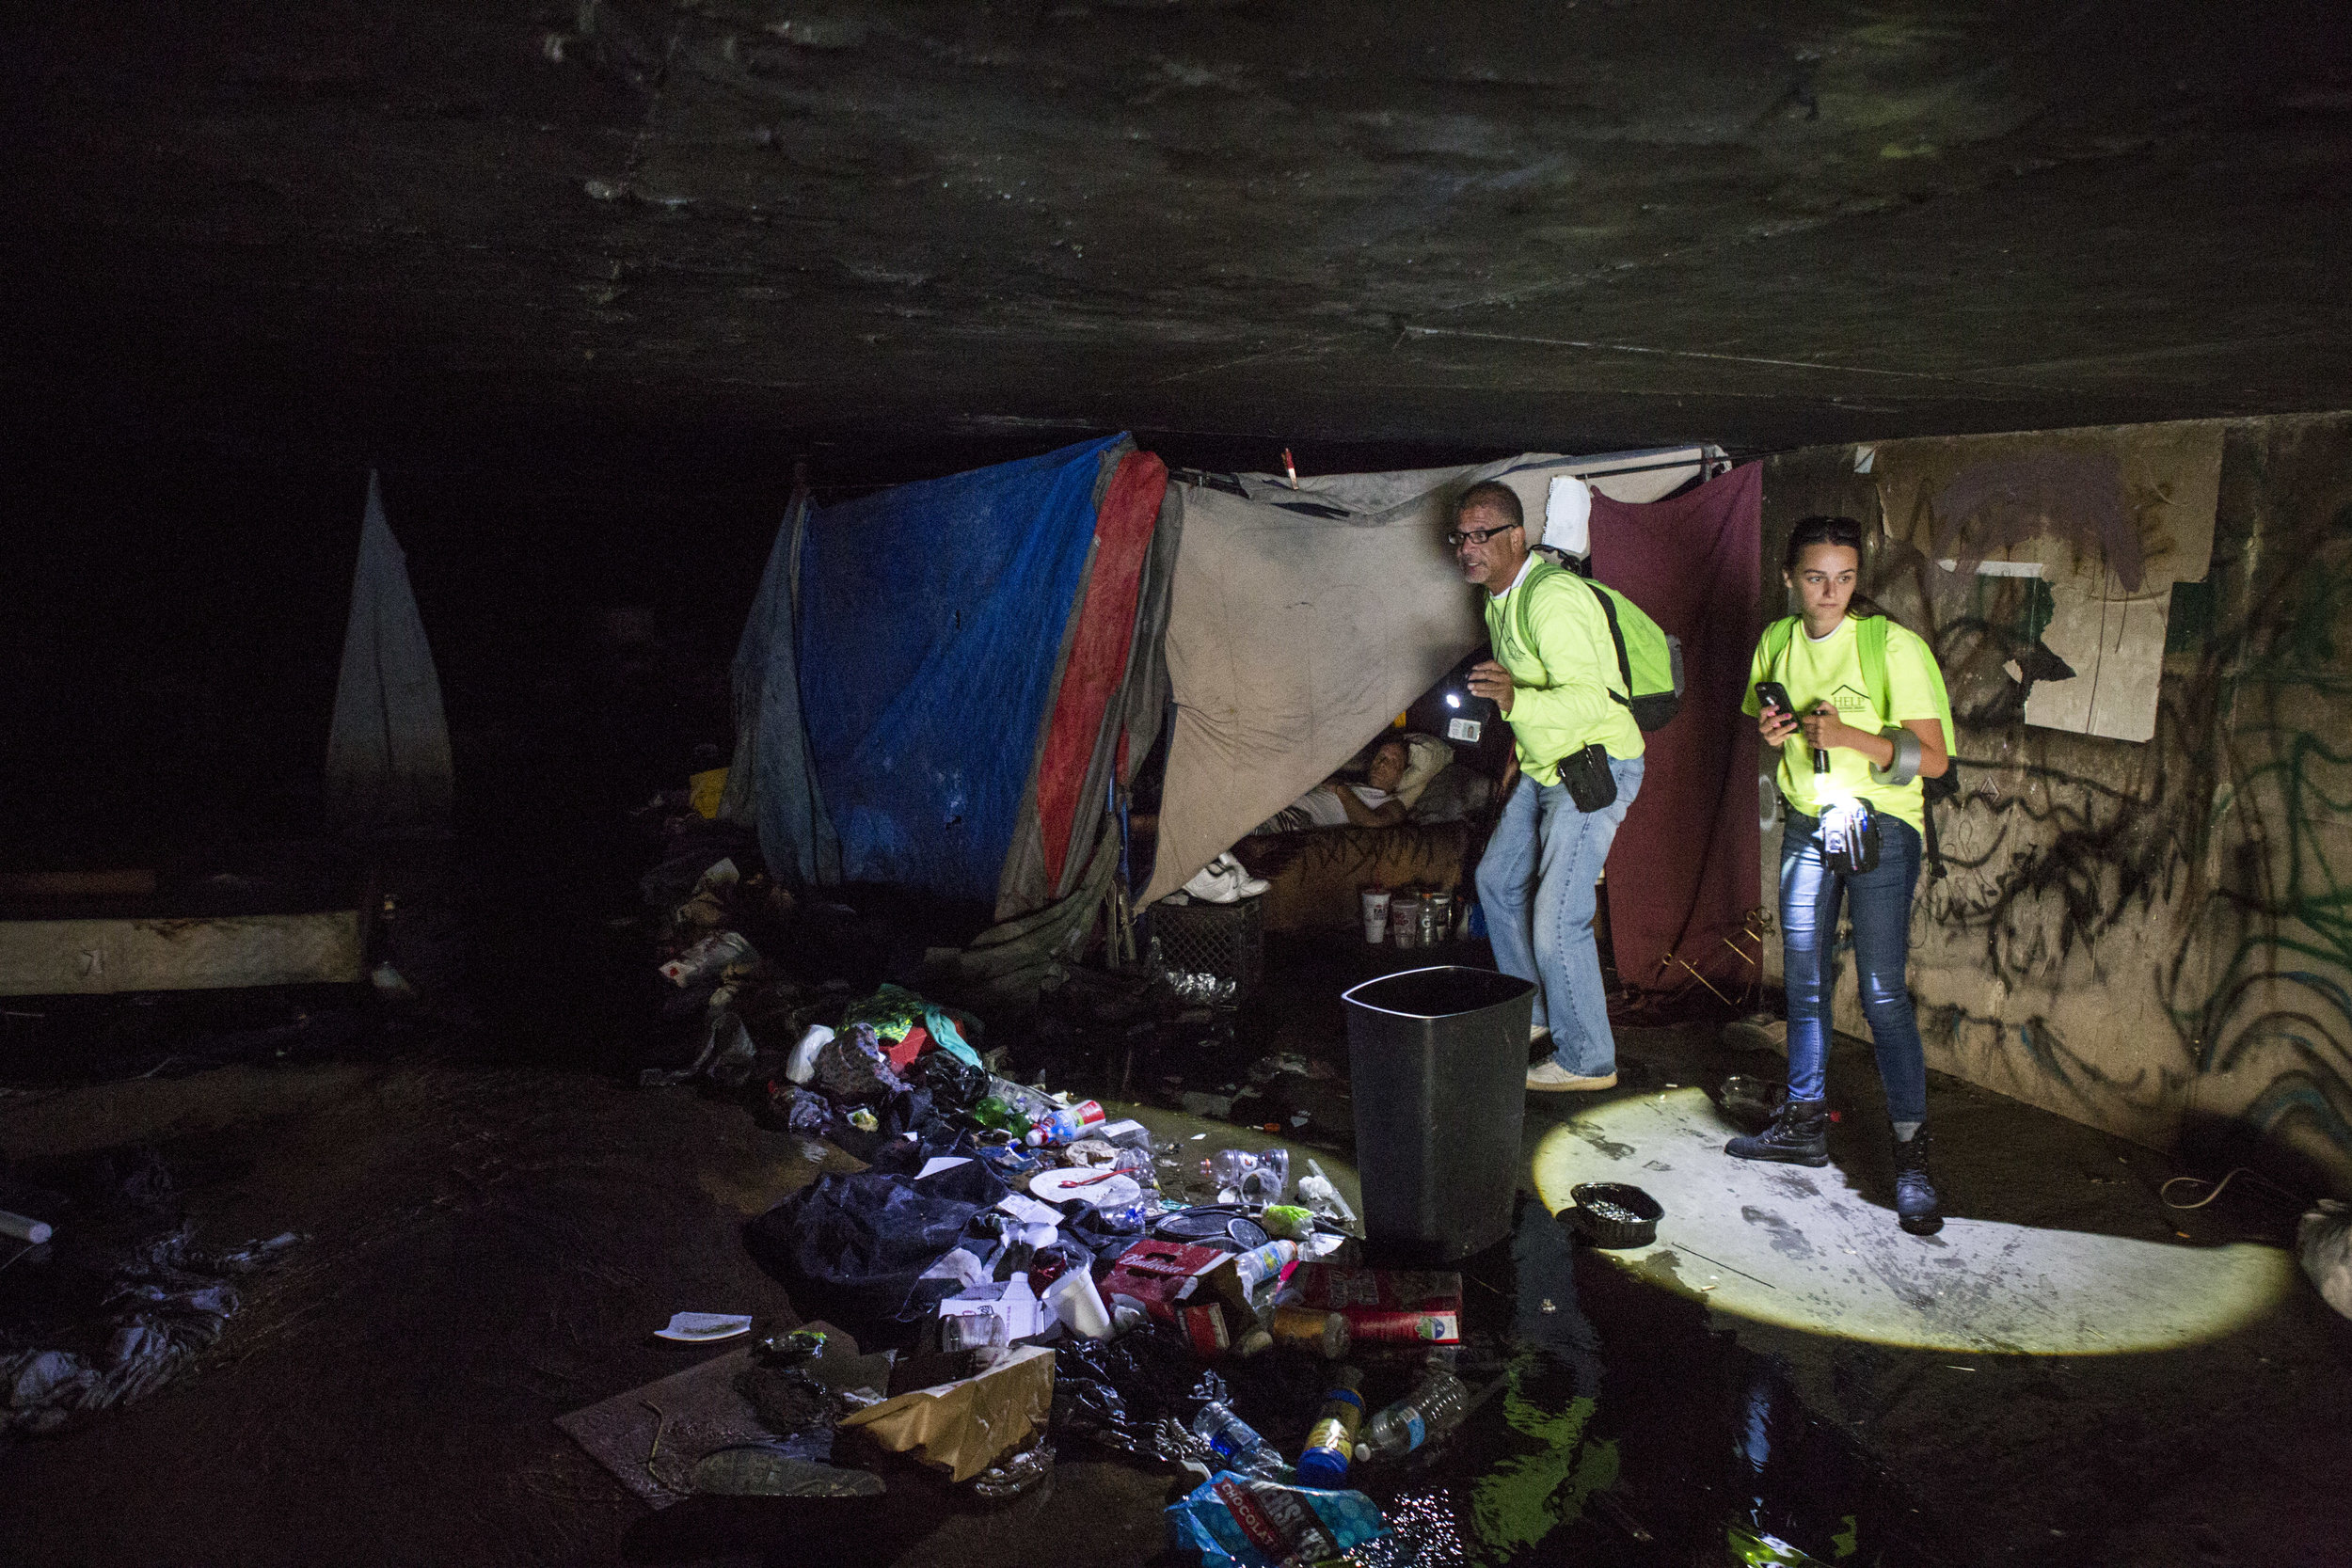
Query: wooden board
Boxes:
[{"xmin": 0, "ymin": 911, "xmax": 365, "ymax": 996}]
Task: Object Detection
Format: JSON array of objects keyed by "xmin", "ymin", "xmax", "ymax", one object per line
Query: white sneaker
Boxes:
[
  {"xmin": 1527, "ymin": 1061, "xmax": 1618, "ymax": 1093},
  {"xmin": 1217, "ymin": 853, "xmax": 1271, "ymax": 898},
  {"xmin": 1182, "ymin": 860, "xmax": 1243, "ymax": 903},
  {"xmin": 1531, "ymin": 1022, "xmax": 1552, "ymax": 1044}
]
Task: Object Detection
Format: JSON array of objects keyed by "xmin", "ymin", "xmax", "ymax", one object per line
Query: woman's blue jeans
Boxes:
[{"xmin": 1780, "ymin": 807, "xmax": 1929, "ymax": 1122}]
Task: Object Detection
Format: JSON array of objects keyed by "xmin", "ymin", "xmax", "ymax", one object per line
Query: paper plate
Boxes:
[
  {"xmin": 656, "ymin": 1311, "xmax": 755, "ymax": 1342},
  {"xmin": 1027, "ymin": 1169, "xmax": 1143, "ymax": 1209}
]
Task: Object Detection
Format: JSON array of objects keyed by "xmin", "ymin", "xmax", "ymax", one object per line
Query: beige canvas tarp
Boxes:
[{"xmin": 1141, "ymin": 448, "xmax": 1717, "ymax": 904}]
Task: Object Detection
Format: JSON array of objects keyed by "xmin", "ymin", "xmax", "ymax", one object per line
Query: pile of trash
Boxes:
[
  {"xmin": 618, "ymin": 804, "xmax": 1493, "ymax": 1560},
  {"xmin": 0, "ymin": 1153, "xmax": 304, "ymax": 1443},
  {"xmin": 704, "ymin": 1043, "xmax": 1478, "ymax": 1560}
]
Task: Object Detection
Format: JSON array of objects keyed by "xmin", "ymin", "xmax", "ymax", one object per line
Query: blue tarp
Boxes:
[
  {"xmin": 797, "ymin": 435, "xmax": 1124, "ymax": 903},
  {"xmin": 724, "ymin": 491, "xmax": 842, "ymax": 888}
]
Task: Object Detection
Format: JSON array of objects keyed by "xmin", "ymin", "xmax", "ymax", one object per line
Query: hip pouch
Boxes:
[
  {"xmin": 1557, "ymin": 743, "xmax": 1618, "ymax": 815},
  {"xmin": 1820, "ymin": 799, "xmax": 1881, "ymax": 876}
]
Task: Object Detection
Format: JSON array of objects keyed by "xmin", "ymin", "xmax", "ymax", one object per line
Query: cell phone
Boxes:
[{"xmin": 1756, "ymin": 681, "xmax": 1829, "ymax": 772}]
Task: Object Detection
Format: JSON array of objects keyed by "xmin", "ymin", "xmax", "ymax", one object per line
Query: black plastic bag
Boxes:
[
  {"xmin": 1050, "ymin": 1327, "xmax": 1219, "ymax": 1460},
  {"xmin": 745, "ymin": 1161, "xmax": 1009, "ymax": 1348}
]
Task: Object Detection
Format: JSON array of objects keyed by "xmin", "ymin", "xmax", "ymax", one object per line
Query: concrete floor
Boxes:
[{"xmin": 1, "ymin": 999, "xmax": 2347, "ymax": 1566}]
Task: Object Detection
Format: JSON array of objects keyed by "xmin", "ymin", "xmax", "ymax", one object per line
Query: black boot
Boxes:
[
  {"xmin": 1724, "ymin": 1097, "xmax": 1829, "ymax": 1166},
  {"xmin": 1893, "ymin": 1126, "xmax": 1943, "ymax": 1235}
]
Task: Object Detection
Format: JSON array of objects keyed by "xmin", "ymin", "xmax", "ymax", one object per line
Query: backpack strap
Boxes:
[
  {"xmin": 1510, "ymin": 561, "xmax": 1630, "ymax": 705},
  {"xmin": 1583, "ymin": 579, "xmax": 1637, "ymax": 710},
  {"xmin": 1857, "ymin": 614, "xmax": 1894, "ymax": 727},
  {"xmin": 1508, "ymin": 560, "xmax": 1557, "ymax": 687},
  {"xmin": 1762, "ymin": 616, "xmax": 1799, "ymax": 688}
]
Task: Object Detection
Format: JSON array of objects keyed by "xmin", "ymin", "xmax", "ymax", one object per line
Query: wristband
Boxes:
[{"xmin": 1870, "ymin": 726, "xmax": 1922, "ymax": 786}]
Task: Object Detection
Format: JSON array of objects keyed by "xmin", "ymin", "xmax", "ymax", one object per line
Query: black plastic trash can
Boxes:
[{"xmin": 1343, "ymin": 965, "xmax": 1537, "ymax": 1264}]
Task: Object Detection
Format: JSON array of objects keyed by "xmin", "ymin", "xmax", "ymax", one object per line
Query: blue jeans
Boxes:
[
  {"xmin": 1476, "ymin": 757, "xmax": 1644, "ymax": 1076},
  {"xmin": 1781, "ymin": 808, "xmax": 1928, "ymax": 1122}
]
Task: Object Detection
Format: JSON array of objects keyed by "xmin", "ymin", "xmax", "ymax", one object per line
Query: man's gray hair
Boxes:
[{"xmin": 1454, "ymin": 479, "xmax": 1523, "ymax": 530}]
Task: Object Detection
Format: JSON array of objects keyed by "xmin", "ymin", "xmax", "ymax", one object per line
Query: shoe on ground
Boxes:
[
  {"xmin": 1724, "ymin": 1096, "xmax": 1830, "ymax": 1166},
  {"xmin": 1893, "ymin": 1124, "xmax": 1944, "ymax": 1235},
  {"xmin": 1530, "ymin": 1022, "xmax": 1552, "ymax": 1044},
  {"xmin": 1526, "ymin": 1061, "xmax": 1617, "ymax": 1093}
]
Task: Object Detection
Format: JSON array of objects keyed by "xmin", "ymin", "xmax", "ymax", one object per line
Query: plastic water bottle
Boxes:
[
  {"xmin": 1190, "ymin": 1401, "xmax": 1286, "ymax": 1477},
  {"xmin": 1229, "ymin": 1240, "xmax": 1298, "ymax": 1293},
  {"xmin": 1354, "ymin": 1370, "xmax": 1471, "ymax": 1461},
  {"xmin": 1295, "ymin": 1368, "xmax": 1365, "ymax": 1487},
  {"xmin": 1025, "ymin": 1101, "xmax": 1107, "ymax": 1147}
]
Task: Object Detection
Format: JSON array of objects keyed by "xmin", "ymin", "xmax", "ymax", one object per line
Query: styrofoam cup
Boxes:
[{"xmin": 1046, "ymin": 1268, "xmax": 1113, "ymax": 1339}]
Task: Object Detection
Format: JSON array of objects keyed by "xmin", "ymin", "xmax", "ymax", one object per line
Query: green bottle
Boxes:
[{"xmin": 971, "ymin": 1097, "xmax": 1031, "ymax": 1138}]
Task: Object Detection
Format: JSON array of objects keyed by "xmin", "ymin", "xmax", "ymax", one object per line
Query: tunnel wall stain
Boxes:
[{"xmin": 1760, "ymin": 411, "xmax": 2352, "ymax": 1197}]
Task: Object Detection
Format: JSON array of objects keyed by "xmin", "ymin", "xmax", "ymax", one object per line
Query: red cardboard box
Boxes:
[
  {"xmin": 1287, "ymin": 1265, "xmax": 1462, "ymax": 1345},
  {"xmin": 1100, "ymin": 1240, "xmax": 1253, "ymax": 1331}
]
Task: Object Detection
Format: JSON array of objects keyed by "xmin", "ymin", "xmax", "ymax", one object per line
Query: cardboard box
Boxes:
[
  {"xmin": 1099, "ymin": 1239, "xmax": 1253, "ymax": 1327},
  {"xmin": 838, "ymin": 1344, "xmax": 1056, "ymax": 1482},
  {"xmin": 1287, "ymin": 1265, "xmax": 1462, "ymax": 1345}
]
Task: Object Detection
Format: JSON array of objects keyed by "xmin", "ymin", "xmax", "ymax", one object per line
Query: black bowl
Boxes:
[{"xmin": 1565, "ymin": 1182, "xmax": 1664, "ymax": 1248}]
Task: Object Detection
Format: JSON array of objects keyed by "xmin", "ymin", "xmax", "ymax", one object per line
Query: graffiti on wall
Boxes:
[{"xmin": 1777, "ymin": 416, "xmax": 2352, "ymax": 1192}]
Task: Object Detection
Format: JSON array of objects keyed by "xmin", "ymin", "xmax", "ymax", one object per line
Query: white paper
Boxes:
[
  {"xmin": 917, "ymin": 1156, "xmax": 972, "ymax": 1179},
  {"xmin": 995, "ymin": 1194, "xmax": 1065, "ymax": 1227},
  {"xmin": 1541, "ymin": 475, "xmax": 1591, "ymax": 556},
  {"xmin": 920, "ymin": 1247, "xmax": 990, "ymax": 1288},
  {"xmin": 655, "ymin": 1311, "xmax": 754, "ymax": 1341}
]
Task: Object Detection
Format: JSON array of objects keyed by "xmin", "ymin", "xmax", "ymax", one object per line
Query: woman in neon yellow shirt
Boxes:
[{"xmin": 1733, "ymin": 515, "xmax": 1952, "ymax": 1235}]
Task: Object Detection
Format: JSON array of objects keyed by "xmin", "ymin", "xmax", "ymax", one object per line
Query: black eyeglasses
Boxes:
[{"xmin": 1446, "ymin": 522, "xmax": 1521, "ymax": 548}]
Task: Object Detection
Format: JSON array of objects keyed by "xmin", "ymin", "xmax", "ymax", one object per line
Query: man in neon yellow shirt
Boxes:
[{"xmin": 1458, "ymin": 481, "xmax": 1645, "ymax": 1092}]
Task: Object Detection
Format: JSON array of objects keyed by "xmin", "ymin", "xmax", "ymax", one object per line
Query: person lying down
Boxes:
[{"xmin": 1251, "ymin": 736, "xmax": 1411, "ymax": 835}]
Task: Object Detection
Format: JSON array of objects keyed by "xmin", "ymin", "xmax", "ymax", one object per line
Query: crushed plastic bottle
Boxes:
[
  {"xmin": 1188, "ymin": 1400, "xmax": 1290, "ymax": 1479},
  {"xmin": 1354, "ymin": 1369, "xmax": 1470, "ymax": 1461}
]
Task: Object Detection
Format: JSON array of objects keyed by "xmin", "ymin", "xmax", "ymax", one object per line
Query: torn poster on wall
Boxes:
[{"xmin": 1867, "ymin": 420, "xmax": 2223, "ymax": 743}]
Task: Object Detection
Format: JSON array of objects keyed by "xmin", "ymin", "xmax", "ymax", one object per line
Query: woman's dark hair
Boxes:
[{"xmin": 1783, "ymin": 514, "xmax": 1884, "ymax": 618}]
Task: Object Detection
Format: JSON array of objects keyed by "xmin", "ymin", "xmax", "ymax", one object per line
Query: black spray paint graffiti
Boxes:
[{"xmin": 1864, "ymin": 460, "xmax": 2352, "ymax": 1179}]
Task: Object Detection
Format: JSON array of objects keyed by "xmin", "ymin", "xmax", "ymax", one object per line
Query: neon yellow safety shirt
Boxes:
[
  {"xmin": 1742, "ymin": 614, "xmax": 1942, "ymax": 834},
  {"xmin": 1482, "ymin": 565, "xmax": 1645, "ymax": 785}
]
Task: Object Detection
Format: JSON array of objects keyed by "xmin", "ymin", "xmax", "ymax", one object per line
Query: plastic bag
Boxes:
[
  {"xmin": 816, "ymin": 1024, "xmax": 904, "ymax": 1104},
  {"xmin": 745, "ymin": 1161, "xmax": 1008, "ymax": 1347},
  {"xmin": 1166, "ymin": 1471, "xmax": 1387, "ymax": 1567},
  {"xmin": 2301, "ymin": 1198, "xmax": 2352, "ymax": 1320},
  {"xmin": 969, "ymin": 1438, "xmax": 1055, "ymax": 1503},
  {"xmin": 1051, "ymin": 1330, "xmax": 1220, "ymax": 1460}
]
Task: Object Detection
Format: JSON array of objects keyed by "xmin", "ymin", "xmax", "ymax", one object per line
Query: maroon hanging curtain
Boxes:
[{"xmin": 1588, "ymin": 463, "xmax": 1762, "ymax": 993}]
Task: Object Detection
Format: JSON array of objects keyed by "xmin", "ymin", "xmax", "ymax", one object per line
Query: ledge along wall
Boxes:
[{"xmin": 1758, "ymin": 411, "xmax": 2352, "ymax": 1199}]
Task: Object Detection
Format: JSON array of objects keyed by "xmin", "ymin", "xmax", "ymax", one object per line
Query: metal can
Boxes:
[{"xmin": 1269, "ymin": 1306, "xmax": 1353, "ymax": 1358}]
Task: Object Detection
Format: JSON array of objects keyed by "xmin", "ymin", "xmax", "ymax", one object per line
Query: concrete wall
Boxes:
[{"xmin": 1759, "ymin": 413, "xmax": 2352, "ymax": 1197}]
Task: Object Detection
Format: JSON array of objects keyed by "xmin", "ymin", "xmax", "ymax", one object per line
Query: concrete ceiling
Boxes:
[{"xmin": 6, "ymin": 0, "xmax": 2351, "ymax": 471}]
